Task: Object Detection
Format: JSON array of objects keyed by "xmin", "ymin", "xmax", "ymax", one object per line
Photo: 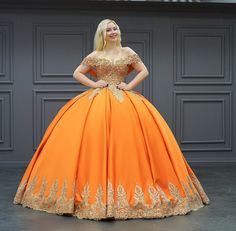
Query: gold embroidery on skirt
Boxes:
[
  {"xmin": 134, "ymin": 185, "xmax": 149, "ymax": 209},
  {"xmin": 87, "ymin": 84, "xmax": 124, "ymax": 103},
  {"xmin": 88, "ymin": 88, "xmax": 102, "ymax": 100},
  {"xmin": 148, "ymin": 185, "xmax": 161, "ymax": 208},
  {"xmin": 14, "ymin": 176, "xmax": 75, "ymax": 214},
  {"xmin": 13, "ymin": 174, "xmax": 210, "ymax": 220},
  {"xmin": 189, "ymin": 173, "xmax": 210, "ymax": 204},
  {"xmin": 13, "ymin": 178, "xmax": 27, "ymax": 204},
  {"xmin": 108, "ymin": 84, "xmax": 124, "ymax": 103},
  {"xmin": 107, "ymin": 181, "xmax": 115, "ymax": 217}
]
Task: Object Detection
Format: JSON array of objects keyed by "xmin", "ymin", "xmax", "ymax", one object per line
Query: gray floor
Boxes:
[{"xmin": 0, "ymin": 165, "xmax": 236, "ymax": 231}]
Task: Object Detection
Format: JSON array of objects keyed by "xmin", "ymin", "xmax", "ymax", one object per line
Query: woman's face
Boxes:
[{"xmin": 104, "ymin": 22, "xmax": 119, "ymax": 43}]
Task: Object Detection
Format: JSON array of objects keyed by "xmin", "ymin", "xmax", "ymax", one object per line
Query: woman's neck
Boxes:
[{"xmin": 103, "ymin": 43, "xmax": 119, "ymax": 53}]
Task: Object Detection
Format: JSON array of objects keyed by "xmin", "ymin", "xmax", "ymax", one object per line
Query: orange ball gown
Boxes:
[{"xmin": 13, "ymin": 52, "xmax": 210, "ymax": 220}]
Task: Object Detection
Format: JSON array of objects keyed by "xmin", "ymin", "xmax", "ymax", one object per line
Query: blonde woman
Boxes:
[{"xmin": 13, "ymin": 19, "xmax": 210, "ymax": 220}]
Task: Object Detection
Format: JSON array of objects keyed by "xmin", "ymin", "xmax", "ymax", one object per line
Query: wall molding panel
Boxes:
[
  {"xmin": 173, "ymin": 91, "xmax": 232, "ymax": 152},
  {"xmin": 173, "ymin": 25, "xmax": 233, "ymax": 85},
  {"xmin": 33, "ymin": 23, "xmax": 94, "ymax": 84},
  {"xmin": 0, "ymin": 90, "xmax": 13, "ymax": 151},
  {"xmin": 0, "ymin": 22, "xmax": 13, "ymax": 84}
]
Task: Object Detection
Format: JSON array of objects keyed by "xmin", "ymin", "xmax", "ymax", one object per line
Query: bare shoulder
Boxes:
[
  {"xmin": 122, "ymin": 46, "xmax": 137, "ymax": 55},
  {"xmin": 85, "ymin": 50, "xmax": 98, "ymax": 58},
  {"xmin": 122, "ymin": 46, "xmax": 145, "ymax": 67}
]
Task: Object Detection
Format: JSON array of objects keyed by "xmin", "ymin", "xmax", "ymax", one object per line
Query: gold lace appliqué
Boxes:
[
  {"xmin": 81, "ymin": 52, "xmax": 142, "ymax": 67},
  {"xmin": 108, "ymin": 84, "xmax": 124, "ymax": 103},
  {"xmin": 87, "ymin": 87, "xmax": 144, "ymax": 103},
  {"xmin": 88, "ymin": 88, "xmax": 102, "ymax": 100},
  {"xmin": 87, "ymin": 84, "xmax": 124, "ymax": 103},
  {"xmin": 79, "ymin": 52, "xmax": 143, "ymax": 103},
  {"xmin": 13, "ymin": 173, "xmax": 210, "ymax": 220},
  {"xmin": 14, "ymin": 176, "xmax": 75, "ymax": 214}
]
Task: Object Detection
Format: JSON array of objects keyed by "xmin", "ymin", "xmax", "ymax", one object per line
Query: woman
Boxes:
[{"xmin": 13, "ymin": 19, "xmax": 210, "ymax": 220}]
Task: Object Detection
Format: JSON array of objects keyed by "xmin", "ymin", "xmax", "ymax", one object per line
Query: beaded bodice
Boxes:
[{"xmin": 81, "ymin": 53, "xmax": 142, "ymax": 84}]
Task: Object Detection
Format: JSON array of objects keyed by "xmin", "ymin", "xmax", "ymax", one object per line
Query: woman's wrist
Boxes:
[
  {"xmin": 91, "ymin": 82, "xmax": 98, "ymax": 88},
  {"xmin": 127, "ymin": 83, "xmax": 133, "ymax": 91}
]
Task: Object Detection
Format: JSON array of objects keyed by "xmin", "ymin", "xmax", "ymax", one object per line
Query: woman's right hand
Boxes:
[{"xmin": 93, "ymin": 80, "xmax": 108, "ymax": 88}]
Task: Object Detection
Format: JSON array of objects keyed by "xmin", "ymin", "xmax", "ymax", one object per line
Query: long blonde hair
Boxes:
[{"xmin": 94, "ymin": 19, "xmax": 122, "ymax": 51}]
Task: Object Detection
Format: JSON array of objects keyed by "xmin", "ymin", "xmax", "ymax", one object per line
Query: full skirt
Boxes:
[{"xmin": 13, "ymin": 86, "xmax": 210, "ymax": 220}]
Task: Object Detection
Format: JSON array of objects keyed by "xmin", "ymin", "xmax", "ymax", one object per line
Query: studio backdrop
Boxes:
[{"xmin": 0, "ymin": 1, "xmax": 235, "ymax": 166}]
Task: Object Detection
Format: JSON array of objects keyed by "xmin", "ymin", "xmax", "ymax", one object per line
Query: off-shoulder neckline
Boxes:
[{"xmin": 91, "ymin": 53, "xmax": 139, "ymax": 64}]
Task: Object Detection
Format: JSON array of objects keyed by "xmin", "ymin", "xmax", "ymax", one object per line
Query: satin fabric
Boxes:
[{"xmin": 13, "ymin": 86, "xmax": 210, "ymax": 220}]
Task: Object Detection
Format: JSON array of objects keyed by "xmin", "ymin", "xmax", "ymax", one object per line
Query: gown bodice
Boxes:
[{"xmin": 80, "ymin": 52, "xmax": 142, "ymax": 84}]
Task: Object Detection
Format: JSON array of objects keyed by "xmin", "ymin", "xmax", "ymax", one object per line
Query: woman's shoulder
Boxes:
[
  {"xmin": 85, "ymin": 50, "xmax": 98, "ymax": 59},
  {"xmin": 122, "ymin": 47, "xmax": 142, "ymax": 64},
  {"xmin": 81, "ymin": 51, "xmax": 100, "ymax": 65},
  {"xmin": 83, "ymin": 47, "xmax": 137, "ymax": 61},
  {"xmin": 122, "ymin": 46, "xmax": 137, "ymax": 56}
]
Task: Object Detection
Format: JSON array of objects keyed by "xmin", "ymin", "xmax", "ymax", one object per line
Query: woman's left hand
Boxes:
[{"xmin": 116, "ymin": 82, "xmax": 131, "ymax": 91}]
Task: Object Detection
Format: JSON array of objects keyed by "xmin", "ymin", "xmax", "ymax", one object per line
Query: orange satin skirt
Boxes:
[{"xmin": 13, "ymin": 85, "xmax": 210, "ymax": 220}]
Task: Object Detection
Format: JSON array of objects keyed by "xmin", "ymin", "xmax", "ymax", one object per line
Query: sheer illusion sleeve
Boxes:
[
  {"xmin": 80, "ymin": 55, "xmax": 97, "ymax": 77},
  {"xmin": 127, "ymin": 52, "xmax": 143, "ymax": 74}
]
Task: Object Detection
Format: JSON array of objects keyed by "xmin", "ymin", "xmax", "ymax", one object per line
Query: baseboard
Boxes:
[
  {"xmin": 0, "ymin": 161, "xmax": 29, "ymax": 168},
  {"xmin": 189, "ymin": 161, "xmax": 236, "ymax": 167}
]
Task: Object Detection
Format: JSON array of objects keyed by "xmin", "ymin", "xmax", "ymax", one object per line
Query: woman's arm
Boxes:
[
  {"xmin": 124, "ymin": 47, "xmax": 149, "ymax": 90},
  {"xmin": 73, "ymin": 52, "xmax": 98, "ymax": 88}
]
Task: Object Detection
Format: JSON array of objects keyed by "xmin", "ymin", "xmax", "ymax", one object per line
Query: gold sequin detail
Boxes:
[
  {"xmin": 107, "ymin": 181, "xmax": 115, "ymax": 217},
  {"xmin": 13, "ymin": 173, "xmax": 210, "ymax": 220},
  {"xmin": 86, "ymin": 86, "xmax": 144, "ymax": 103},
  {"xmin": 14, "ymin": 176, "xmax": 75, "ymax": 214},
  {"xmin": 189, "ymin": 173, "xmax": 210, "ymax": 204},
  {"xmin": 86, "ymin": 84, "xmax": 124, "ymax": 103},
  {"xmin": 108, "ymin": 84, "xmax": 124, "ymax": 102},
  {"xmin": 81, "ymin": 53, "xmax": 142, "ymax": 84},
  {"xmin": 80, "ymin": 52, "xmax": 143, "ymax": 103}
]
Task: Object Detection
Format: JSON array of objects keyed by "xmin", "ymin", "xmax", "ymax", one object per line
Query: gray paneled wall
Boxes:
[{"xmin": 0, "ymin": 9, "xmax": 235, "ymax": 166}]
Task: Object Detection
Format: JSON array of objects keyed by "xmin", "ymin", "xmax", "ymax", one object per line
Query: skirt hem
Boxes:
[{"xmin": 13, "ymin": 200, "xmax": 209, "ymax": 221}]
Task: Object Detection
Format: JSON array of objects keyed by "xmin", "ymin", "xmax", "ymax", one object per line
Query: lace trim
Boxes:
[
  {"xmin": 13, "ymin": 173, "xmax": 210, "ymax": 220},
  {"xmin": 87, "ymin": 84, "xmax": 124, "ymax": 103},
  {"xmin": 108, "ymin": 84, "xmax": 124, "ymax": 102},
  {"xmin": 86, "ymin": 85, "xmax": 144, "ymax": 103},
  {"xmin": 81, "ymin": 53, "xmax": 142, "ymax": 67}
]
